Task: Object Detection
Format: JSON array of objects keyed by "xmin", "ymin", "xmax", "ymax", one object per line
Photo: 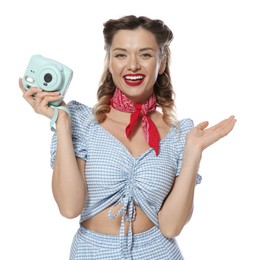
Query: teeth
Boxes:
[{"xmin": 125, "ymin": 75, "xmax": 143, "ymax": 80}]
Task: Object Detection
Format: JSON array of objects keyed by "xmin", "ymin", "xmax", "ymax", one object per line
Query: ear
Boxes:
[{"xmin": 158, "ymin": 55, "xmax": 167, "ymax": 75}]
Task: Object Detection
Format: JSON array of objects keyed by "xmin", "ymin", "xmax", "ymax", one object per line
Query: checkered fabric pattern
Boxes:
[
  {"xmin": 50, "ymin": 100, "xmax": 201, "ymax": 259},
  {"xmin": 69, "ymin": 225, "xmax": 183, "ymax": 260}
]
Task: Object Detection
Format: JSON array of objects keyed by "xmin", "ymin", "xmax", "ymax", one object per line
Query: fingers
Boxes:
[
  {"xmin": 19, "ymin": 77, "xmax": 62, "ymax": 103},
  {"xmin": 218, "ymin": 116, "xmax": 237, "ymax": 138},
  {"xmin": 19, "ymin": 77, "xmax": 43, "ymax": 104},
  {"xmin": 201, "ymin": 116, "xmax": 237, "ymax": 145},
  {"xmin": 196, "ymin": 121, "xmax": 209, "ymax": 130},
  {"xmin": 18, "ymin": 78, "xmax": 26, "ymax": 94},
  {"xmin": 19, "ymin": 77, "xmax": 63, "ymax": 118},
  {"xmin": 32, "ymin": 91, "xmax": 62, "ymax": 111},
  {"xmin": 209, "ymin": 116, "xmax": 236, "ymax": 135}
]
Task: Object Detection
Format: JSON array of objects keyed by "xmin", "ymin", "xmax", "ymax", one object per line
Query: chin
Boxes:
[{"xmin": 121, "ymin": 87, "xmax": 153, "ymax": 104}]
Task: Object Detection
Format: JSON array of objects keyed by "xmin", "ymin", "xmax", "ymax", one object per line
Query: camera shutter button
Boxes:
[{"xmin": 57, "ymin": 65, "xmax": 63, "ymax": 71}]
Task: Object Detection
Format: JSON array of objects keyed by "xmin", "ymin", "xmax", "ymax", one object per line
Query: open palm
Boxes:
[{"xmin": 186, "ymin": 116, "xmax": 236, "ymax": 152}]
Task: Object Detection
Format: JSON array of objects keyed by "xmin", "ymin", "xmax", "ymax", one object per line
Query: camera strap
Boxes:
[{"xmin": 49, "ymin": 105, "xmax": 71, "ymax": 132}]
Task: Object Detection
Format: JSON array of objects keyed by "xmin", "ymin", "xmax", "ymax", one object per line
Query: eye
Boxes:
[
  {"xmin": 114, "ymin": 53, "xmax": 127, "ymax": 59},
  {"xmin": 140, "ymin": 53, "xmax": 152, "ymax": 59}
]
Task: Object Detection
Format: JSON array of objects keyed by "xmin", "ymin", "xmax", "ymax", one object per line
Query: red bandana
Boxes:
[{"xmin": 110, "ymin": 88, "xmax": 160, "ymax": 156}]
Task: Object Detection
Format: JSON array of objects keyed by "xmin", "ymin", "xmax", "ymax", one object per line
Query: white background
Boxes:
[{"xmin": 0, "ymin": 0, "xmax": 253, "ymax": 259}]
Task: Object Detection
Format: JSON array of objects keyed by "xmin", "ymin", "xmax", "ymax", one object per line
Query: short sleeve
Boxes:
[
  {"xmin": 175, "ymin": 118, "xmax": 202, "ymax": 185},
  {"xmin": 50, "ymin": 100, "xmax": 93, "ymax": 169}
]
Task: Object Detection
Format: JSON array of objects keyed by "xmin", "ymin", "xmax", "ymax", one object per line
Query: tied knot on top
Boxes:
[
  {"xmin": 108, "ymin": 194, "xmax": 136, "ymax": 255},
  {"xmin": 110, "ymin": 88, "xmax": 160, "ymax": 156}
]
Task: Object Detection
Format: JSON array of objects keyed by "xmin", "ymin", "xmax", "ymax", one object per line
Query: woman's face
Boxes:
[{"xmin": 109, "ymin": 27, "xmax": 165, "ymax": 104}]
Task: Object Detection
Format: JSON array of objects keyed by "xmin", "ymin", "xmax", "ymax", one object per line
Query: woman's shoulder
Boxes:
[
  {"xmin": 168, "ymin": 118, "xmax": 194, "ymax": 141},
  {"xmin": 178, "ymin": 118, "xmax": 194, "ymax": 130},
  {"xmin": 67, "ymin": 100, "xmax": 93, "ymax": 117},
  {"xmin": 66, "ymin": 100, "xmax": 96, "ymax": 138}
]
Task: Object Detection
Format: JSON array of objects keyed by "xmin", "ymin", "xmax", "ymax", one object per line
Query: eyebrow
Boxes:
[{"xmin": 112, "ymin": 47, "xmax": 155, "ymax": 52}]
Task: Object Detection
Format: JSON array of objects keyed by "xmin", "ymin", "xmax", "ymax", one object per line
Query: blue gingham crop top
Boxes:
[{"xmin": 50, "ymin": 100, "xmax": 201, "ymax": 255}]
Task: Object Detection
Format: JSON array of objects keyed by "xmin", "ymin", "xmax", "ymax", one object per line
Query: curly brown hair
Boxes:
[{"xmin": 93, "ymin": 15, "xmax": 178, "ymax": 128}]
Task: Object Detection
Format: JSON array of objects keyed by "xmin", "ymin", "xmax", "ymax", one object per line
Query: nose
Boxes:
[{"xmin": 127, "ymin": 56, "xmax": 141, "ymax": 71}]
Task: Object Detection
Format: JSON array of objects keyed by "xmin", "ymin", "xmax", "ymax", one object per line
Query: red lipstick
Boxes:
[{"xmin": 123, "ymin": 74, "xmax": 145, "ymax": 87}]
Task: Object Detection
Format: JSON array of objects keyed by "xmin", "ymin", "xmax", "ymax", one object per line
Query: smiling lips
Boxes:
[{"xmin": 123, "ymin": 74, "xmax": 145, "ymax": 87}]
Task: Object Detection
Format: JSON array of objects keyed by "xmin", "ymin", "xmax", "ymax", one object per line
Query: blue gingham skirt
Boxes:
[{"xmin": 69, "ymin": 225, "xmax": 184, "ymax": 260}]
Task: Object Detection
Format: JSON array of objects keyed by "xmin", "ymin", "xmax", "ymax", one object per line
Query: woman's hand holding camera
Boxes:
[{"xmin": 19, "ymin": 78, "xmax": 65, "ymax": 119}]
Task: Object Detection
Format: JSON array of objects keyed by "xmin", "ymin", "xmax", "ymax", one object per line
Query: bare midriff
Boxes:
[{"xmin": 82, "ymin": 203, "xmax": 155, "ymax": 235}]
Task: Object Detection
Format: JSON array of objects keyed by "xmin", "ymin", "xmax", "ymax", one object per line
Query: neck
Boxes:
[
  {"xmin": 110, "ymin": 88, "xmax": 157, "ymax": 112},
  {"xmin": 125, "ymin": 92, "xmax": 154, "ymax": 105},
  {"xmin": 108, "ymin": 106, "xmax": 131, "ymax": 124}
]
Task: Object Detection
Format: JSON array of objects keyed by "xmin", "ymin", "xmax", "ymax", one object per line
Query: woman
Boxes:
[{"xmin": 19, "ymin": 15, "xmax": 236, "ymax": 260}]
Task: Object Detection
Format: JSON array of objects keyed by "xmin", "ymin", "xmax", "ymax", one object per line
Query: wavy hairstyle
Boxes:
[{"xmin": 93, "ymin": 15, "xmax": 178, "ymax": 128}]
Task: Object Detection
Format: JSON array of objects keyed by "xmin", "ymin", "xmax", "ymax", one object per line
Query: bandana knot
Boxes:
[{"xmin": 110, "ymin": 88, "xmax": 160, "ymax": 156}]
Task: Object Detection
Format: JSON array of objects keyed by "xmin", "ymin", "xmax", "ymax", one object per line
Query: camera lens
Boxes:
[{"xmin": 44, "ymin": 73, "xmax": 53, "ymax": 83}]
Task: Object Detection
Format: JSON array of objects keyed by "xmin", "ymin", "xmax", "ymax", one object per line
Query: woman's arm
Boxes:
[
  {"xmin": 158, "ymin": 146, "xmax": 200, "ymax": 238},
  {"xmin": 19, "ymin": 78, "xmax": 86, "ymax": 218},
  {"xmin": 52, "ymin": 112, "xmax": 86, "ymax": 219},
  {"xmin": 158, "ymin": 117, "xmax": 236, "ymax": 238}
]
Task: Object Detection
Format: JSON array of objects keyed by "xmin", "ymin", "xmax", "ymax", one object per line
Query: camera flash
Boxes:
[{"xmin": 25, "ymin": 76, "xmax": 35, "ymax": 83}]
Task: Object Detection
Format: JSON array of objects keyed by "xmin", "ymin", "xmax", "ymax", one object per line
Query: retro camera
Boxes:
[{"xmin": 22, "ymin": 54, "xmax": 73, "ymax": 106}]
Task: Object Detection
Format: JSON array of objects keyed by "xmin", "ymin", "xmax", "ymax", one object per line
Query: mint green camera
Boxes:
[{"xmin": 22, "ymin": 54, "xmax": 73, "ymax": 106}]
